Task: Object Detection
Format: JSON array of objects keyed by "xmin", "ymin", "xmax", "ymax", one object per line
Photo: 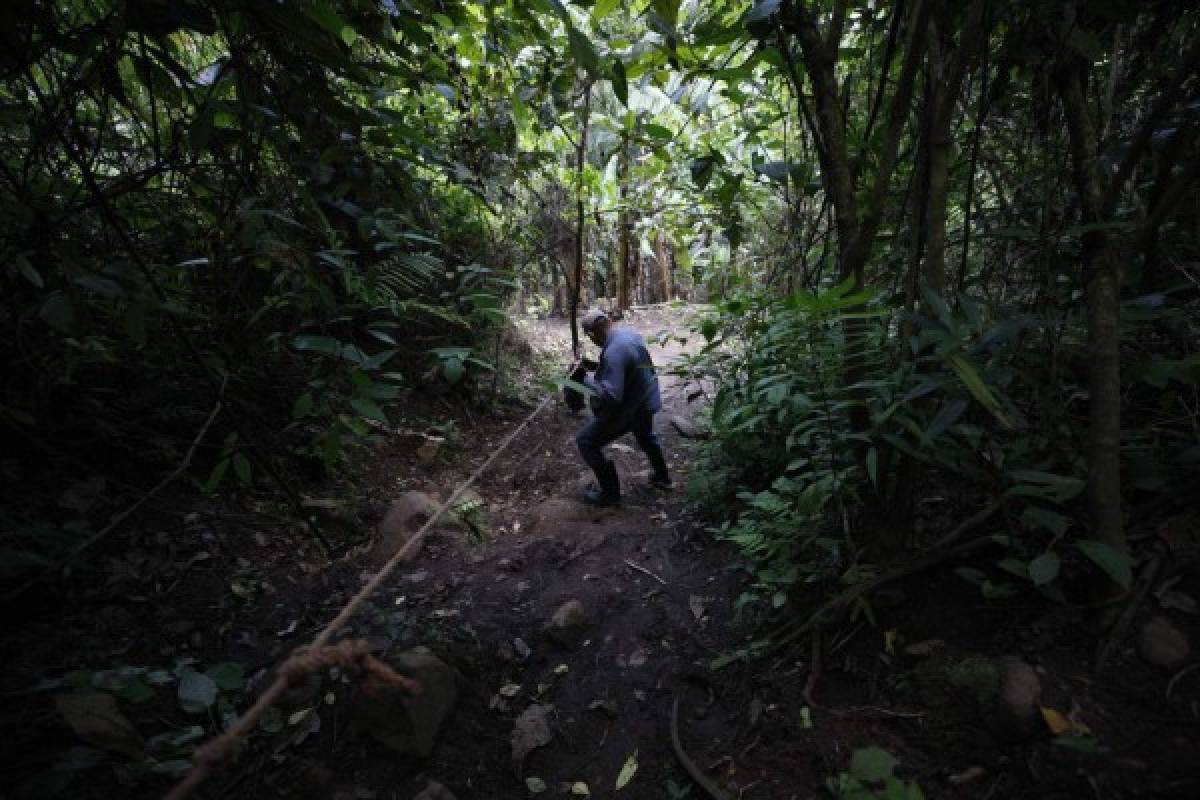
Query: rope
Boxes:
[{"xmin": 166, "ymin": 392, "xmax": 556, "ymax": 800}]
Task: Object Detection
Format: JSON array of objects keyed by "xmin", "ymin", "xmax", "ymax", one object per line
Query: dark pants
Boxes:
[{"xmin": 575, "ymin": 406, "xmax": 662, "ymax": 476}]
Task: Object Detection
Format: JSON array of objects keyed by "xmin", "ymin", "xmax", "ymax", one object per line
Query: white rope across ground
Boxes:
[{"xmin": 166, "ymin": 392, "xmax": 556, "ymax": 800}]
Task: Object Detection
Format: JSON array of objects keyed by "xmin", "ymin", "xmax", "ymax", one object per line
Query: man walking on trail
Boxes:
[{"xmin": 574, "ymin": 310, "xmax": 671, "ymax": 506}]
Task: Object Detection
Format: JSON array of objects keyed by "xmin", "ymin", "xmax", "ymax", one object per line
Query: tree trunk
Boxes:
[
  {"xmin": 654, "ymin": 230, "xmax": 672, "ymax": 302},
  {"xmin": 569, "ymin": 82, "xmax": 592, "ymax": 355},
  {"xmin": 616, "ymin": 135, "xmax": 632, "ymax": 310},
  {"xmin": 1057, "ymin": 51, "xmax": 1126, "ymax": 554}
]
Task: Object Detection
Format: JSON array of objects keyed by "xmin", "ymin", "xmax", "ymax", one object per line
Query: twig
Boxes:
[
  {"xmin": 1166, "ymin": 662, "xmax": 1200, "ymax": 701},
  {"xmin": 830, "ymin": 705, "xmax": 926, "ymax": 719},
  {"xmin": 3, "ymin": 382, "xmax": 225, "ymax": 606},
  {"xmin": 671, "ymin": 694, "xmax": 733, "ymax": 800},
  {"xmin": 165, "ymin": 393, "xmax": 555, "ymax": 800},
  {"xmin": 624, "ymin": 559, "xmax": 667, "ymax": 585},
  {"xmin": 803, "ymin": 630, "xmax": 822, "ymax": 707},
  {"xmin": 1096, "ymin": 543, "xmax": 1167, "ymax": 668},
  {"xmin": 770, "ymin": 521, "xmax": 1003, "ymax": 654}
]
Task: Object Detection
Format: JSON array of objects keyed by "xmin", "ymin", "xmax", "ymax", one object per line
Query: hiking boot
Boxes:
[
  {"xmin": 583, "ymin": 460, "xmax": 621, "ymax": 506},
  {"xmin": 645, "ymin": 444, "xmax": 672, "ymax": 490}
]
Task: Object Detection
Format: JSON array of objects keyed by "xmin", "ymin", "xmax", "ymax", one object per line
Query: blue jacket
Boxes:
[{"xmin": 584, "ymin": 326, "xmax": 662, "ymax": 421}]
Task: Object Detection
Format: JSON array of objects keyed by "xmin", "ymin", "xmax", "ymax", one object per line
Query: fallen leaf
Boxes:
[
  {"xmin": 499, "ymin": 682, "xmax": 522, "ymax": 697},
  {"xmin": 616, "ymin": 749, "xmax": 638, "ymax": 790},
  {"xmin": 525, "ymin": 776, "xmax": 547, "ymax": 794},
  {"xmin": 512, "ymin": 704, "xmax": 555, "ymax": 767},
  {"xmin": 688, "ymin": 595, "xmax": 707, "ymax": 620},
  {"xmin": 276, "ymin": 620, "xmax": 299, "ymax": 638},
  {"xmin": 177, "ymin": 669, "xmax": 218, "ymax": 714},
  {"xmin": 1040, "ymin": 706, "xmax": 1092, "ymax": 736},
  {"xmin": 56, "ymin": 691, "xmax": 144, "ymax": 757},
  {"xmin": 571, "ymin": 782, "xmax": 590, "ymax": 796}
]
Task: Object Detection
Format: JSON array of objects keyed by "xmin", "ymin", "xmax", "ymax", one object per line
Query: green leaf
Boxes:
[
  {"xmin": 177, "ymin": 669, "xmax": 218, "ymax": 713},
  {"xmin": 567, "ymin": 26, "xmax": 601, "ymax": 77},
  {"xmin": 1075, "ymin": 540, "xmax": 1133, "ymax": 589},
  {"xmin": 205, "ymin": 662, "xmax": 245, "ymax": 692},
  {"xmin": 292, "ymin": 392, "xmax": 315, "ymax": 420},
  {"xmin": 39, "ymin": 292, "xmax": 75, "ymax": 333},
  {"xmin": 611, "ymin": 59, "xmax": 628, "ymax": 106},
  {"xmin": 947, "ymin": 354, "xmax": 1010, "ymax": 427},
  {"xmin": 592, "ymin": 0, "xmax": 621, "ymax": 23},
  {"xmin": 525, "ymin": 776, "xmax": 547, "ymax": 795},
  {"xmin": 615, "ymin": 749, "xmax": 638, "ymax": 790},
  {"xmin": 851, "ymin": 746, "xmax": 897, "ymax": 782},
  {"xmin": 650, "ymin": 0, "xmax": 680, "ymax": 28},
  {"xmin": 643, "ymin": 123, "xmax": 673, "ymax": 140},
  {"xmin": 204, "ymin": 458, "xmax": 230, "ymax": 492},
  {"xmin": 232, "ymin": 453, "xmax": 252, "ymax": 484},
  {"xmin": 15, "ymin": 254, "xmax": 43, "ymax": 288},
  {"xmin": 442, "ymin": 357, "xmax": 465, "ymax": 384},
  {"xmin": 350, "ymin": 395, "xmax": 388, "ymax": 423},
  {"xmin": 1028, "ymin": 552, "xmax": 1061, "ymax": 586},
  {"xmin": 745, "ymin": 0, "xmax": 782, "ymax": 24}
]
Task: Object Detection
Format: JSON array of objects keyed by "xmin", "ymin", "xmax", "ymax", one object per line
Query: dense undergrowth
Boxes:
[{"xmin": 681, "ymin": 277, "xmax": 1199, "ymax": 615}]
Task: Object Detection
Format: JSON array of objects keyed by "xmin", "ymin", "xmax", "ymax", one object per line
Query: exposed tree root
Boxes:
[
  {"xmin": 770, "ymin": 500, "xmax": 1004, "ymax": 653},
  {"xmin": 671, "ymin": 694, "xmax": 733, "ymax": 800}
]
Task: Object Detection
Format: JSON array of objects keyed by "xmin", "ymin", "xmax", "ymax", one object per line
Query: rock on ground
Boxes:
[
  {"xmin": 370, "ymin": 491, "xmax": 462, "ymax": 565},
  {"xmin": 544, "ymin": 599, "xmax": 588, "ymax": 646},
  {"xmin": 353, "ymin": 647, "xmax": 458, "ymax": 757},
  {"xmin": 994, "ymin": 658, "xmax": 1042, "ymax": 741},
  {"xmin": 1139, "ymin": 616, "xmax": 1191, "ymax": 670},
  {"xmin": 413, "ymin": 779, "xmax": 457, "ymax": 800}
]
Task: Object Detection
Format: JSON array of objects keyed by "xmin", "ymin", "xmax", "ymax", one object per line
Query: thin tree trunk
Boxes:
[
  {"xmin": 569, "ymin": 82, "xmax": 592, "ymax": 355},
  {"xmin": 616, "ymin": 134, "xmax": 632, "ymax": 310},
  {"xmin": 1057, "ymin": 51, "xmax": 1125, "ymax": 554}
]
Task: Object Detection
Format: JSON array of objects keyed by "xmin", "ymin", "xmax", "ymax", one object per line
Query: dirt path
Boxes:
[{"xmin": 308, "ymin": 308, "xmax": 773, "ymax": 800}]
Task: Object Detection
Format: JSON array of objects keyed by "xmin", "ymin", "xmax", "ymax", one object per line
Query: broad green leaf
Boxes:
[
  {"xmin": 292, "ymin": 392, "xmax": 315, "ymax": 420},
  {"xmin": 1075, "ymin": 540, "xmax": 1133, "ymax": 589},
  {"xmin": 851, "ymin": 746, "xmax": 897, "ymax": 781},
  {"xmin": 205, "ymin": 662, "xmax": 245, "ymax": 691},
  {"xmin": 615, "ymin": 749, "xmax": 638, "ymax": 790},
  {"xmin": 177, "ymin": 669, "xmax": 218, "ymax": 714},
  {"xmin": 611, "ymin": 59, "xmax": 628, "ymax": 106},
  {"xmin": 567, "ymin": 26, "xmax": 601, "ymax": 77},
  {"xmin": 350, "ymin": 395, "xmax": 388, "ymax": 423},
  {"xmin": 1028, "ymin": 552, "xmax": 1061, "ymax": 586},
  {"xmin": 592, "ymin": 0, "xmax": 621, "ymax": 23},
  {"xmin": 947, "ymin": 354, "xmax": 1010, "ymax": 427},
  {"xmin": 232, "ymin": 453, "xmax": 252, "ymax": 484},
  {"xmin": 442, "ymin": 357, "xmax": 465, "ymax": 384},
  {"xmin": 15, "ymin": 254, "xmax": 43, "ymax": 288}
]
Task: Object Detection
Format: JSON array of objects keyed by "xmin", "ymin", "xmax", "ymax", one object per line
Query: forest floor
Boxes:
[{"xmin": 4, "ymin": 307, "xmax": 1199, "ymax": 800}]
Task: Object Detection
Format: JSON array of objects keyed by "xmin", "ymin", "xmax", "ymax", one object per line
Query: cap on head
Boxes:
[{"xmin": 580, "ymin": 309, "xmax": 609, "ymax": 333}]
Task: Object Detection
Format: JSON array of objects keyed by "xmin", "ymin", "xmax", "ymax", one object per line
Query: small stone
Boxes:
[
  {"xmin": 353, "ymin": 647, "xmax": 457, "ymax": 757},
  {"xmin": 413, "ymin": 779, "xmax": 457, "ymax": 800},
  {"xmin": 904, "ymin": 639, "xmax": 945, "ymax": 658},
  {"xmin": 513, "ymin": 638, "xmax": 532, "ymax": 660},
  {"xmin": 994, "ymin": 658, "xmax": 1042, "ymax": 740},
  {"xmin": 669, "ymin": 414, "xmax": 707, "ymax": 439},
  {"xmin": 370, "ymin": 491, "xmax": 454, "ymax": 565},
  {"xmin": 1138, "ymin": 616, "xmax": 1191, "ymax": 670},
  {"xmin": 416, "ymin": 438, "xmax": 443, "ymax": 463},
  {"xmin": 544, "ymin": 600, "xmax": 588, "ymax": 647},
  {"xmin": 627, "ymin": 647, "xmax": 647, "ymax": 668}
]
